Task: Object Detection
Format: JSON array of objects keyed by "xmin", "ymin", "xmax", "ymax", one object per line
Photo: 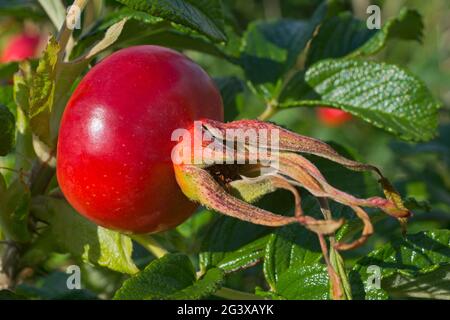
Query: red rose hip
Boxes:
[
  {"xmin": 57, "ymin": 45, "xmax": 224, "ymax": 233},
  {"xmin": 1, "ymin": 33, "xmax": 41, "ymax": 62},
  {"xmin": 317, "ymin": 107, "xmax": 352, "ymax": 127}
]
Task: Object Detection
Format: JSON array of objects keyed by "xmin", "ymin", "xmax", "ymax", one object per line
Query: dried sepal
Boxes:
[
  {"xmin": 277, "ymin": 152, "xmax": 410, "ymax": 219},
  {"xmin": 202, "ymin": 119, "xmax": 382, "ymax": 174},
  {"xmin": 173, "ymin": 118, "xmax": 411, "ymax": 260},
  {"xmin": 174, "ymin": 164, "xmax": 298, "ymax": 227}
]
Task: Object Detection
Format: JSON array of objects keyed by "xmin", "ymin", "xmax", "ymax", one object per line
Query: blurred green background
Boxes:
[{"xmin": 0, "ymin": 0, "xmax": 449, "ymax": 298}]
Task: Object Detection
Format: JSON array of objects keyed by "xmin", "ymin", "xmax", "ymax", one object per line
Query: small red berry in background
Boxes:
[
  {"xmin": 57, "ymin": 45, "xmax": 224, "ymax": 234},
  {"xmin": 317, "ymin": 107, "xmax": 352, "ymax": 127},
  {"xmin": 1, "ymin": 32, "xmax": 42, "ymax": 63}
]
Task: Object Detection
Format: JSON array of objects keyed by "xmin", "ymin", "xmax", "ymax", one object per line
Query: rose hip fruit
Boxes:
[
  {"xmin": 57, "ymin": 45, "xmax": 224, "ymax": 233},
  {"xmin": 1, "ymin": 33, "xmax": 41, "ymax": 62},
  {"xmin": 317, "ymin": 107, "xmax": 352, "ymax": 127}
]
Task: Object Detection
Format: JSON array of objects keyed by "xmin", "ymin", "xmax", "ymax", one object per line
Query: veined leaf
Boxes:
[
  {"xmin": 263, "ymin": 224, "xmax": 322, "ymax": 289},
  {"xmin": 306, "ymin": 9, "xmax": 423, "ymax": 65},
  {"xmin": 0, "ymin": 0, "xmax": 44, "ymax": 19},
  {"xmin": 350, "ymin": 230, "xmax": 450, "ymax": 299},
  {"xmin": 282, "ymin": 59, "xmax": 441, "ymax": 142},
  {"xmin": 349, "ymin": 8, "xmax": 423, "ymax": 58},
  {"xmin": 114, "ymin": 253, "xmax": 224, "ymax": 300},
  {"xmin": 74, "ymin": 8, "xmax": 229, "ymax": 61},
  {"xmin": 27, "ymin": 37, "xmax": 60, "ymax": 146},
  {"xmin": 240, "ymin": 19, "xmax": 315, "ymax": 85},
  {"xmin": 276, "ymin": 264, "xmax": 330, "ymax": 300},
  {"xmin": 305, "ymin": 12, "xmax": 376, "ymax": 67},
  {"xmin": 115, "ymin": 0, "xmax": 226, "ymax": 41},
  {"xmin": 199, "ymin": 215, "xmax": 270, "ymax": 273},
  {"xmin": 384, "ymin": 265, "xmax": 450, "ymax": 300}
]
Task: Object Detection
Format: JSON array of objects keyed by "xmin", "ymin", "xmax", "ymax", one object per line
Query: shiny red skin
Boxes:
[
  {"xmin": 1, "ymin": 33, "xmax": 41, "ymax": 62},
  {"xmin": 57, "ymin": 46, "xmax": 224, "ymax": 233},
  {"xmin": 317, "ymin": 107, "xmax": 352, "ymax": 127}
]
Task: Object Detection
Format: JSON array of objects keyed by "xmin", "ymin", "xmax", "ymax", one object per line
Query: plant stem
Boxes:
[
  {"xmin": 258, "ymin": 100, "xmax": 278, "ymax": 121},
  {"xmin": 214, "ymin": 287, "xmax": 264, "ymax": 300},
  {"xmin": 318, "ymin": 198, "xmax": 352, "ymax": 300},
  {"xmin": 330, "ymin": 248, "xmax": 352, "ymax": 300},
  {"xmin": 57, "ymin": 0, "xmax": 90, "ymax": 61},
  {"xmin": 131, "ymin": 234, "xmax": 168, "ymax": 259}
]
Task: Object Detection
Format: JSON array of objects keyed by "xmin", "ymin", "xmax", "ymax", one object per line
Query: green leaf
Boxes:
[
  {"xmin": 13, "ymin": 61, "xmax": 32, "ymax": 113},
  {"xmin": 72, "ymin": 7, "xmax": 162, "ymax": 57},
  {"xmin": 276, "ymin": 264, "xmax": 330, "ymax": 300},
  {"xmin": 170, "ymin": 267, "xmax": 224, "ymax": 299},
  {"xmin": 27, "ymin": 37, "xmax": 60, "ymax": 146},
  {"xmin": 0, "ymin": 104, "xmax": 15, "ymax": 156},
  {"xmin": 214, "ymin": 76, "xmax": 244, "ymax": 121},
  {"xmin": 28, "ymin": 37, "xmax": 59, "ymax": 118},
  {"xmin": 115, "ymin": 0, "xmax": 226, "ymax": 41},
  {"xmin": 0, "ymin": 86, "xmax": 15, "ymax": 115},
  {"xmin": 279, "ymin": 70, "xmax": 320, "ymax": 104},
  {"xmin": 306, "ymin": 9, "xmax": 423, "ymax": 66},
  {"xmin": 305, "ymin": 12, "xmax": 377, "ymax": 67},
  {"xmin": 350, "ymin": 230, "xmax": 450, "ymax": 299},
  {"xmin": 37, "ymin": 0, "xmax": 66, "ymax": 29},
  {"xmin": 123, "ymin": 27, "xmax": 227, "ymax": 58},
  {"xmin": 213, "ymin": 236, "xmax": 269, "ymax": 273},
  {"xmin": 383, "ymin": 265, "xmax": 450, "ymax": 300},
  {"xmin": 114, "ymin": 253, "xmax": 224, "ymax": 300},
  {"xmin": 0, "ymin": 0, "xmax": 44, "ymax": 19},
  {"xmin": 16, "ymin": 271, "xmax": 98, "ymax": 300},
  {"xmin": 99, "ymin": 6, "xmax": 163, "ymax": 29},
  {"xmin": 349, "ymin": 8, "xmax": 423, "ymax": 58},
  {"xmin": 263, "ymin": 225, "xmax": 322, "ymax": 289},
  {"xmin": 254, "ymin": 287, "xmax": 285, "ymax": 300},
  {"xmin": 74, "ymin": 8, "xmax": 228, "ymax": 60},
  {"xmin": 46, "ymin": 198, "xmax": 138, "ymax": 274},
  {"xmin": 291, "ymin": 59, "xmax": 441, "ymax": 142},
  {"xmin": 199, "ymin": 215, "xmax": 270, "ymax": 273},
  {"xmin": 240, "ymin": 19, "xmax": 315, "ymax": 85},
  {"xmin": 0, "ymin": 62, "xmax": 19, "ymax": 80},
  {"xmin": 0, "ymin": 178, "xmax": 31, "ymax": 242},
  {"xmin": 354, "ymin": 229, "xmax": 450, "ymax": 277},
  {"xmin": 239, "ymin": 1, "xmax": 328, "ymax": 87}
]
